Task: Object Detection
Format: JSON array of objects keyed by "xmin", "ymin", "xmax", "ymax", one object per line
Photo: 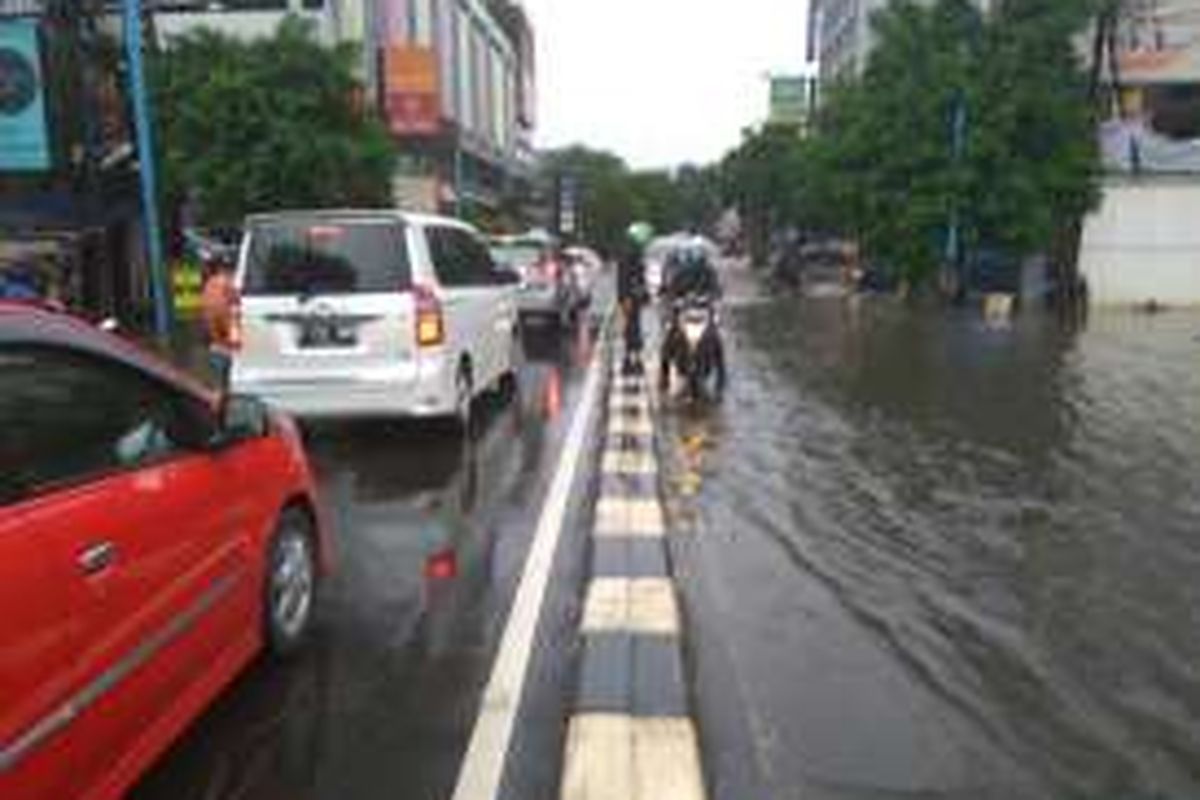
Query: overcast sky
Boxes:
[{"xmin": 521, "ymin": 0, "xmax": 812, "ymax": 170}]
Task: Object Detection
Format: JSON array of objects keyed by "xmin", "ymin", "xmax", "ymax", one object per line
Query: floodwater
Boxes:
[{"xmin": 666, "ymin": 275, "xmax": 1200, "ymax": 800}]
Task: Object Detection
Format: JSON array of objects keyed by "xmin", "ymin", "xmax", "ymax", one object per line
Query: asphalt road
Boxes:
[{"xmin": 130, "ymin": 308, "xmax": 608, "ymax": 800}]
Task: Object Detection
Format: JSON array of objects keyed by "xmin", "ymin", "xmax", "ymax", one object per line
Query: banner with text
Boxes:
[
  {"xmin": 0, "ymin": 18, "xmax": 51, "ymax": 172},
  {"xmin": 385, "ymin": 45, "xmax": 441, "ymax": 136}
]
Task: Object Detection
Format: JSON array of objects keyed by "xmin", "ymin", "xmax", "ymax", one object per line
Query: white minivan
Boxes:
[{"xmin": 230, "ymin": 210, "xmax": 519, "ymax": 424}]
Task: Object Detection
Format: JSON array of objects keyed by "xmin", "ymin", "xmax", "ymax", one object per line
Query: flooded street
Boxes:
[{"xmin": 666, "ymin": 270, "xmax": 1200, "ymax": 800}]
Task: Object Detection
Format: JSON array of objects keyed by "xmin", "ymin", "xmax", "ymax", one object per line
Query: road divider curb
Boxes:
[{"xmin": 560, "ymin": 341, "xmax": 707, "ymax": 800}]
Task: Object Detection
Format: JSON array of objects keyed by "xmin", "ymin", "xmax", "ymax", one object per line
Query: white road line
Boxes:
[
  {"xmin": 594, "ymin": 497, "xmax": 665, "ymax": 538},
  {"xmin": 561, "ymin": 714, "xmax": 706, "ymax": 800},
  {"xmin": 609, "ymin": 414, "xmax": 655, "ymax": 437},
  {"xmin": 602, "ymin": 450, "xmax": 658, "ymax": 475},
  {"xmin": 450, "ymin": 319, "xmax": 610, "ymax": 800},
  {"xmin": 581, "ymin": 577, "xmax": 680, "ymax": 635}
]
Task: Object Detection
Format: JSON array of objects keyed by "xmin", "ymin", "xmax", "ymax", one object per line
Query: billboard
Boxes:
[
  {"xmin": 769, "ymin": 75, "xmax": 810, "ymax": 126},
  {"xmin": 0, "ymin": 18, "xmax": 50, "ymax": 172},
  {"xmin": 385, "ymin": 45, "xmax": 441, "ymax": 136}
]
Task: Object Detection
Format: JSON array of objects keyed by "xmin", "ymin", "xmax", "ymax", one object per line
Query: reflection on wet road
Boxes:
[
  {"xmin": 666, "ymin": 269, "xmax": 1200, "ymax": 800},
  {"xmin": 130, "ymin": 319, "xmax": 600, "ymax": 800}
]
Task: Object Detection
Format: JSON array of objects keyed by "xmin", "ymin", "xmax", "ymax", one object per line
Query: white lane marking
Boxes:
[
  {"xmin": 609, "ymin": 395, "xmax": 648, "ymax": 412},
  {"xmin": 609, "ymin": 414, "xmax": 654, "ymax": 437},
  {"xmin": 581, "ymin": 577, "xmax": 680, "ymax": 635},
  {"xmin": 450, "ymin": 320, "xmax": 609, "ymax": 800},
  {"xmin": 561, "ymin": 714, "xmax": 633, "ymax": 800},
  {"xmin": 632, "ymin": 717, "xmax": 707, "ymax": 800},
  {"xmin": 594, "ymin": 497, "xmax": 665, "ymax": 538},
  {"xmin": 602, "ymin": 450, "xmax": 658, "ymax": 475},
  {"xmin": 561, "ymin": 715, "xmax": 707, "ymax": 800}
]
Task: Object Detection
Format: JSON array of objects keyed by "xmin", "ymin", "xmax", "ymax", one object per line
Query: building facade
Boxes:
[
  {"xmin": 1105, "ymin": 0, "xmax": 1200, "ymax": 163},
  {"xmin": 151, "ymin": 0, "xmax": 536, "ymax": 217},
  {"xmin": 809, "ymin": 0, "xmax": 992, "ymax": 89},
  {"xmin": 381, "ymin": 0, "xmax": 533, "ymax": 216}
]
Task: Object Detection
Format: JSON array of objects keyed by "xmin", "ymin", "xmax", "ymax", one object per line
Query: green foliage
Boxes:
[
  {"xmin": 543, "ymin": 147, "xmax": 723, "ymax": 256},
  {"xmin": 721, "ymin": 124, "xmax": 813, "ymax": 262},
  {"xmin": 723, "ymin": 0, "xmax": 1103, "ymax": 288},
  {"xmin": 151, "ymin": 17, "xmax": 394, "ymax": 227},
  {"xmin": 970, "ymin": 0, "xmax": 1100, "ymax": 259}
]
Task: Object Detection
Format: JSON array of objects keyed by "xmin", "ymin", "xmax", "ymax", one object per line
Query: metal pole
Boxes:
[
  {"xmin": 122, "ymin": 0, "xmax": 171, "ymax": 337},
  {"xmin": 454, "ymin": 142, "xmax": 465, "ymax": 218}
]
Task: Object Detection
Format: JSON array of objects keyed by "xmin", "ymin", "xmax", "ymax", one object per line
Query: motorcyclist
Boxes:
[
  {"xmin": 658, "ymin": 240, "xmax": 726, "ymax": 394},
  {"xmin": 661, "ymin": 240, "xmax": 721, "ymax": 300},
  {"xmin": 617, "ymin": 221, "xmax": 653, "ymax": 375}
]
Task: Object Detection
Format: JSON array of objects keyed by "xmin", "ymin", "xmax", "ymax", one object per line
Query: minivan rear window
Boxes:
[{"xmin": 243, "ymin": 217, "xmax": 411, "ymax": 296}]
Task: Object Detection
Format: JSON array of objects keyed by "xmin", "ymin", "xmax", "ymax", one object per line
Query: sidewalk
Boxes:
[{"xmin": 559, "ymin": 339, "xmax": 707, "ymax": 800}]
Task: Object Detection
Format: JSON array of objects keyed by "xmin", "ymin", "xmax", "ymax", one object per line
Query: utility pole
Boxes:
[
  {"xmin": 943, "ymin": 9, "xmax": 983, "ymax": 302},
  {"xmin": 121, "ymin": 0, "xmax": 171, "ymax": 337}
]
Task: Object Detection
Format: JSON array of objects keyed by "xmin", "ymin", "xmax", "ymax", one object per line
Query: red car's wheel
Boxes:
[{"xmin": 265, "ymin": 508, "xmax": 318, "ymax": 658}]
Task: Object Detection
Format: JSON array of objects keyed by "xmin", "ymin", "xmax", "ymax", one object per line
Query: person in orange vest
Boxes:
[{"xmin": 199, "ymin": 253, "xmax": 238, "ymax": 389}]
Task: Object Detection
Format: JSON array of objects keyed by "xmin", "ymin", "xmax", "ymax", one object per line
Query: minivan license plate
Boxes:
[{"xmin": 299, "ymin": 319, "xmax": 357, "ymax": 348}]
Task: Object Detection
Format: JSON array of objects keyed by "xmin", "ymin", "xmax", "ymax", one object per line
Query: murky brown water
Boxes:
[{"xmin": 669, "ymin": 278, "xmax": 1200, "ymax": 800}]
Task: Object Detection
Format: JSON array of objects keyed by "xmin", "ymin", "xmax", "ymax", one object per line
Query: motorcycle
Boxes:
[{"xmin": 661, "ymin": 293, "xmax": 726, "ymax": 402}]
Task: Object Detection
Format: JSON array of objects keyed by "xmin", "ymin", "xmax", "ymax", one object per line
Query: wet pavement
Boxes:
[
  {"xmin": 662, "ymin": 266, "xmax": 1200, "ymax": 800},
  {"xmin": 130, "ymin": 314, "xmax": 606, "ymax": 800}
]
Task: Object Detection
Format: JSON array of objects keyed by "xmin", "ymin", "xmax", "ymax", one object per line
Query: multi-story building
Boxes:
[
  {"xmin": 151, "ymin": 0, "xmax": 537, "ymax": 217},
  {"xmin": 381, "ymin": 0, "xmax": 534, "ymax": 215},
  {"xmin": 809, "ymin": 0, "xmax": 993, "ymax": 89},
  {"xmin": 1110, "ymin": 0, "xmax": 1200, "ymax": 139},
  {"xmin": 152, "ymin": 0, "xmax": 366, "ymax": 47}
]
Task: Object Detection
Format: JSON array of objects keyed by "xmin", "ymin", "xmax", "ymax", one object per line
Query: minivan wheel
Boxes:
[
  {"xmin": 500, "ymin": 334, "xmax": 521, "ymax": 396},
  {"xmin": 265, "ymin": 508, "xmax": 317, "ymax": 658}
]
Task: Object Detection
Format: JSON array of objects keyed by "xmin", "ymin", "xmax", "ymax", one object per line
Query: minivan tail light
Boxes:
[{"xmin": 414, "ymin": 283, "xmax": 445, "ymax": 348}]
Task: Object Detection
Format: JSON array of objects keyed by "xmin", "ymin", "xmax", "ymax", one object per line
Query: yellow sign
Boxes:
[
  {"xmin": 386, "ymin": 46, "xmax": 439, "ymax": 94},
  {"xmin": 172, "ymin": 261, "xmax": 202, "ymax": 317}
]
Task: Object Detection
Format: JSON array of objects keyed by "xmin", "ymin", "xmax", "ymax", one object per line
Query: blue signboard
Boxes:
[{"xmin": 0, "ymin": 19, "xmax": 50, "ymax": 172}]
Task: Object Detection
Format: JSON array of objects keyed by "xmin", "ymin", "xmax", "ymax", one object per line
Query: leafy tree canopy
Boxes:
[
  {"xmin": 152, "ymin": 16, "xmax": 394, "ymax": 228},
  {"xmin": 723, "ymin": 0, "xmax": 1103, "ymax": 288},
  {"xmin": 542, "ymin": 146, "xmax": 723, "ymax": 256}
]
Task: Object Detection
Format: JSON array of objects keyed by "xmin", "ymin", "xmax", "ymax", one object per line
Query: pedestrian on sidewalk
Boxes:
[
  {"xmin": 617, "ymin": 222, "xmax": 652, "ymax": 375},
  {"xmin": 199, "ymin": 252, "xmax": 238, "ymax": 390}
]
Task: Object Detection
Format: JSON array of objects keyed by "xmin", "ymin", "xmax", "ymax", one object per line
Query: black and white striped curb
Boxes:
[{"xmin": 560, "ymin": 344, "xmax": 707, "ymax": 800}]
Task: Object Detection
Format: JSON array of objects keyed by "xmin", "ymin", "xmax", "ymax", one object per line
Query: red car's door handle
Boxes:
[{"xmin": 77, "ymin": 542, "xmax": 118, "ymax": 575}]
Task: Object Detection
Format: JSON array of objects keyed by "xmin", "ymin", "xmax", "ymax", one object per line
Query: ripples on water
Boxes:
[{"xmin": 713, "ymin": 293, "xmax": 1200, "ymax": 799}]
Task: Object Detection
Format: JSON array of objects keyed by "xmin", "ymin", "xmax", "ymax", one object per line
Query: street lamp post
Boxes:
[{"xmin": 121, "ymin": 0, "xmax": 171, "ymax": 338}]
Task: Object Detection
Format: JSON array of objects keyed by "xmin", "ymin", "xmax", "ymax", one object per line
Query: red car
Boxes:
[{"xmin": 0, "ymin": 303, "xmax": 332, "ymax": 800}]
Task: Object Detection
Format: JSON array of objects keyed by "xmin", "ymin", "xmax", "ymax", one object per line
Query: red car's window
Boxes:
[{"xmin": 0, "ymin": 345, "xmax": 215, "ymax": 505}]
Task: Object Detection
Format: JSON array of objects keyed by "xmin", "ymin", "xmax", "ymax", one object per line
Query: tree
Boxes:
[
  {"xmin": 672, "ymin": 164, "xmax": 723, "ymax": 232},
  {"xmin": 542, "ymin": 147, "xmax": 726, "ymax": 256},
  {"xmin": 543, "ymin": 145, "xmax": 639, "ymax": 256},
  {"xmin": 151, "ymin": 17, "xmax": 393, "ymax": 228},
  {"xmin": 628, "ymin": 170, "xmax": 684, "ymax": 234},
  {"xmin": 970, "ymin": 0, "xmax": 1100, "ymax": 285},
  {"xmin": 721, "ymin": 124, "xmax": 809, "ymax": 264},
  {"xmin": 725, "ymin": 0, "xmax": 1103, "ymax": 292},
  {"xmin": 815, "ymin": 0, "xmax": 984, "ymax": 288}
]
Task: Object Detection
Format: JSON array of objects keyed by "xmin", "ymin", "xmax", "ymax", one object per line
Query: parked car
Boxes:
[
  {"xmin": 564, "ymin": 245, "xmax": 604, "ymax": 309},
  {"xmin": 0, "ymin": 302, "xmax": 332, "ymax": 800},
  {"xmin": 231, "ymin": 210, "xmax": 520, "ymax": 426},
  {"xmin": 488, "ymin": 233, "xmax": 580, "ymax": 327}
]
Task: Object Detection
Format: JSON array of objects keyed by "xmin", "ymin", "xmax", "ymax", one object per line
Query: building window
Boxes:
[{"xmin": 216, "ymin": 0, "xmax": 291, "ymax": 9}]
